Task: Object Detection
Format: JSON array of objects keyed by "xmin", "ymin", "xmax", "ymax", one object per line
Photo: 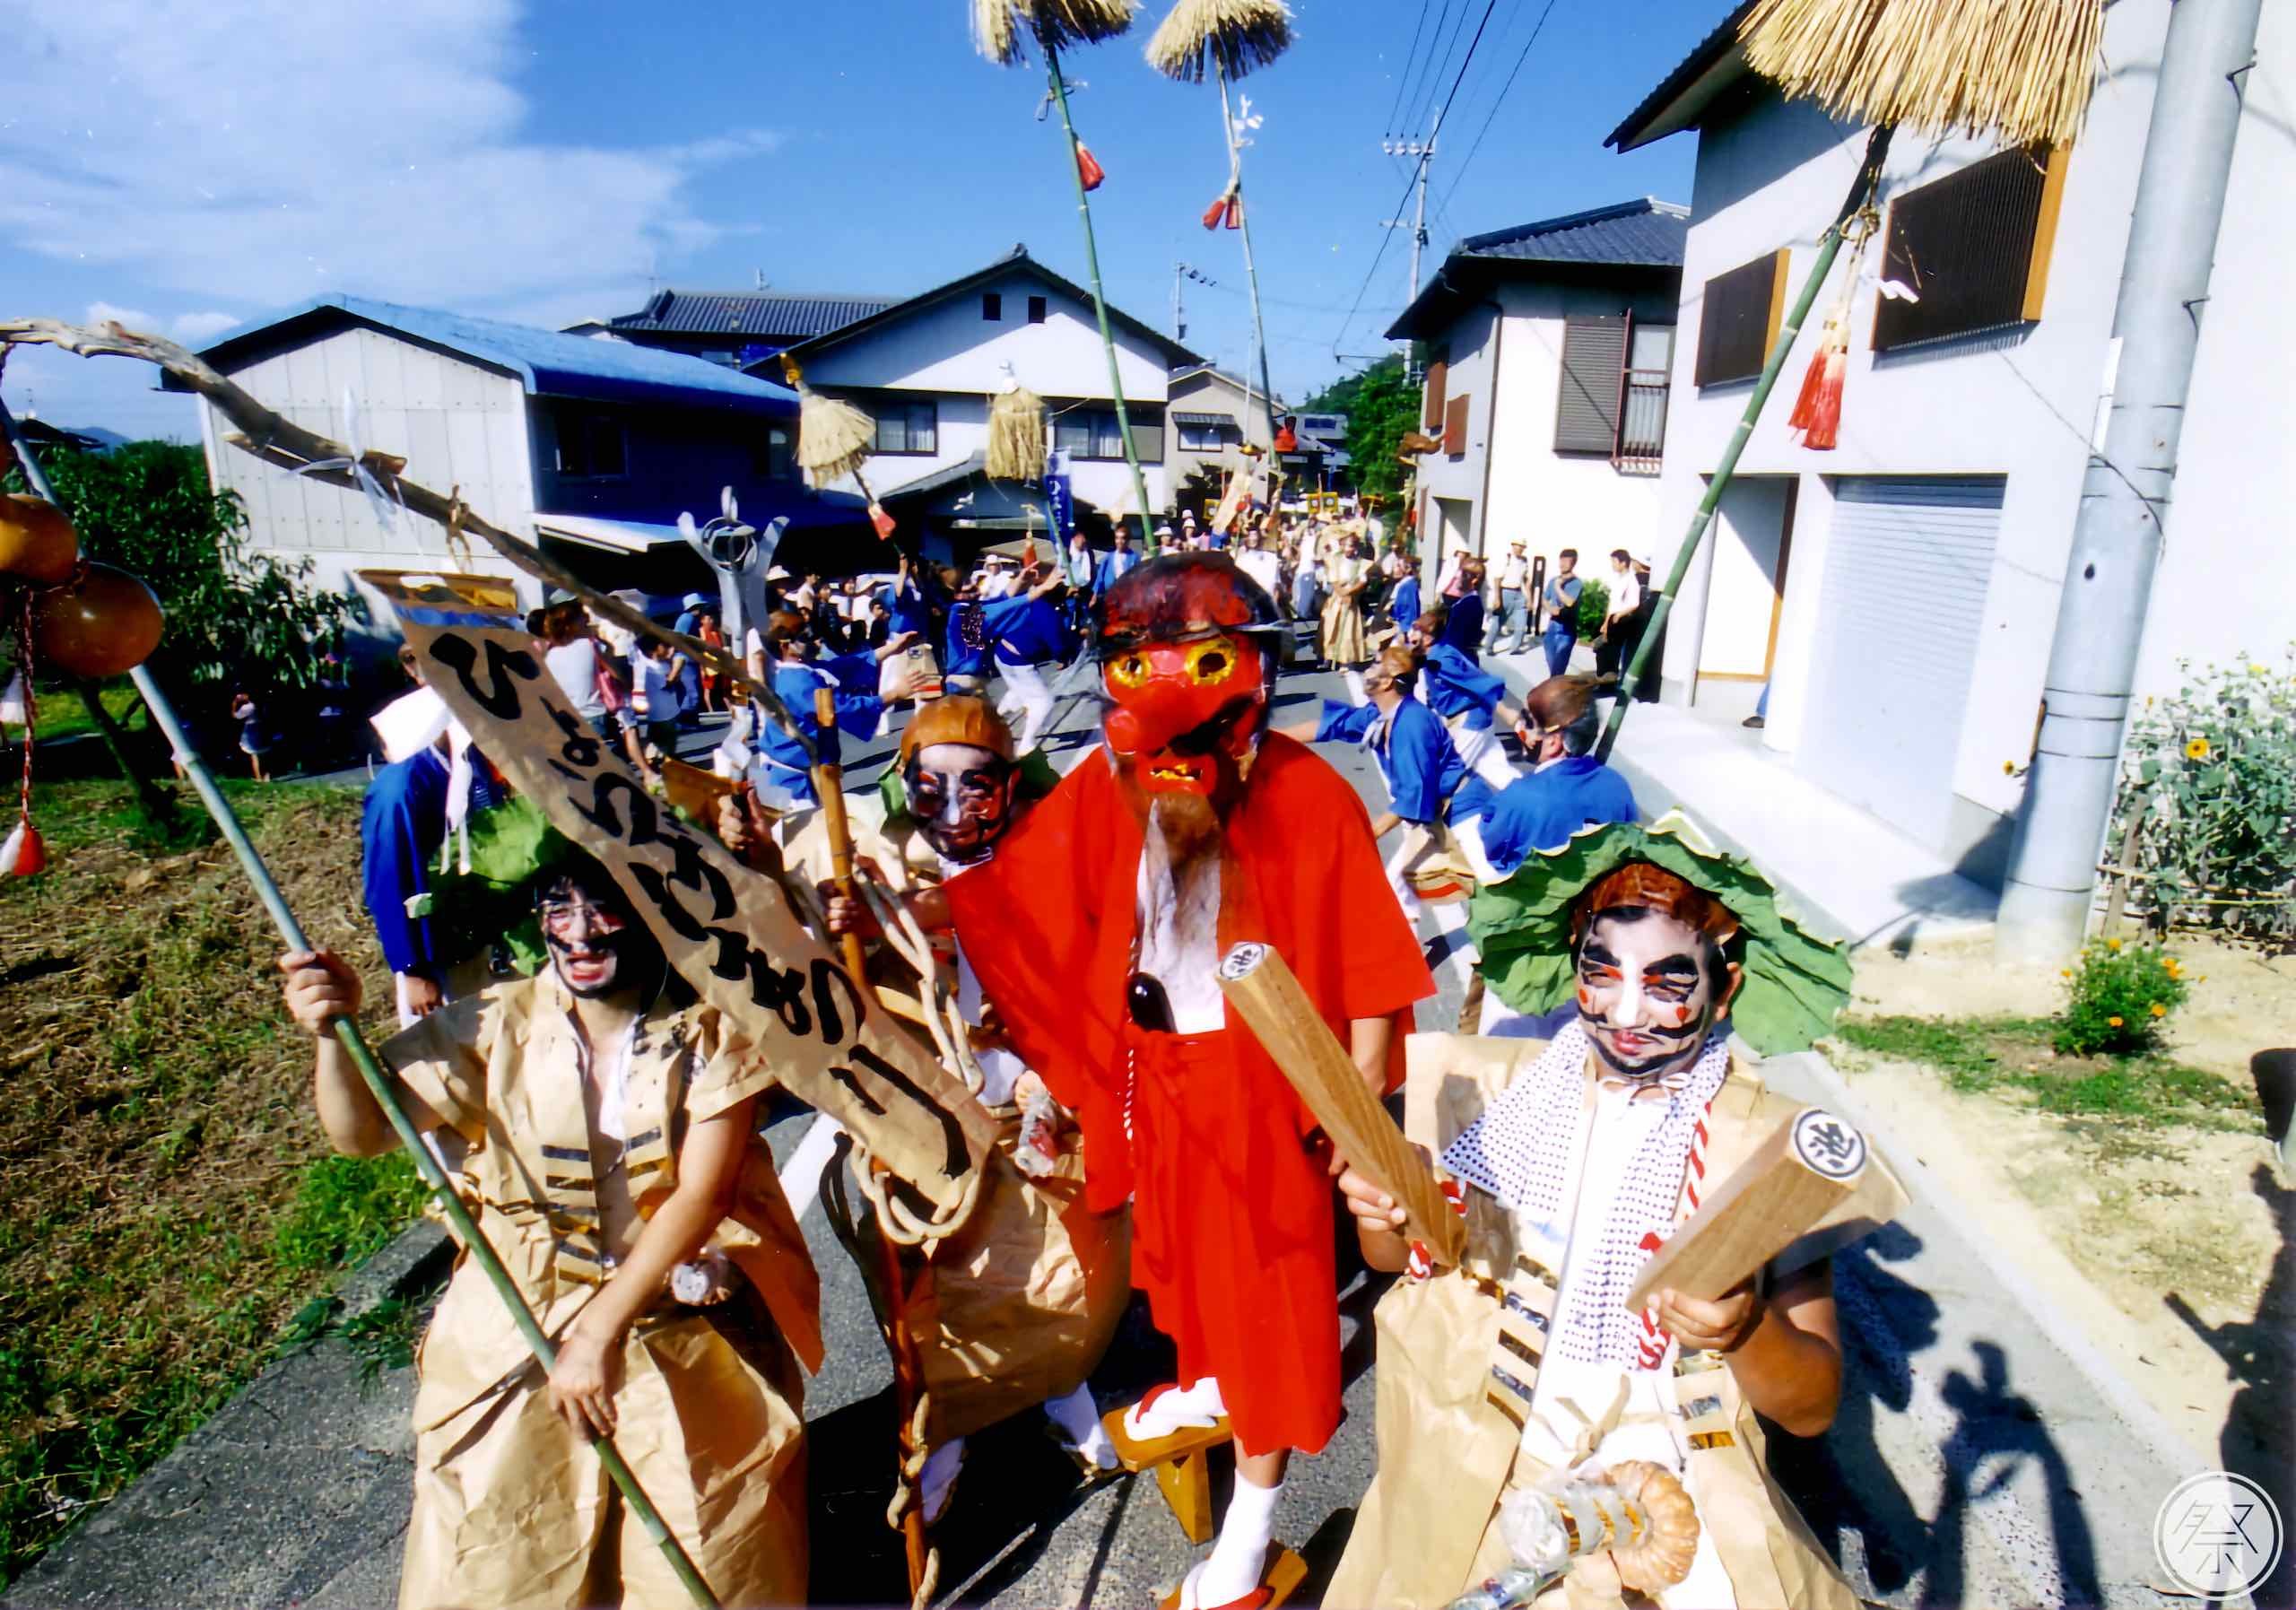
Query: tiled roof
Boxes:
[
  {"xmin": 606, "ymin": 291, "xmax": 894, "ymax": 340},
  {"xmin": 186, "ymin": 295, "xmax": 799, "ymax": 413},
  {"xmin": 1456, "ymin": 199, "xmax": 1691, "ymax": 268}
]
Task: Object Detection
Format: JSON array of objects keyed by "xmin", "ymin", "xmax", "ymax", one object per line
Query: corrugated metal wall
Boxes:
[{"xmin": 1797, "ymin": 475, "xmax": 2005, "ymax": 849}]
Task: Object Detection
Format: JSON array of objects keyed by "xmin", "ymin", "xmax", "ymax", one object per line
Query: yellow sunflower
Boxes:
[{"xmin": 2186, "ymin": 736, "xmax": 2212, "ymax": 761}]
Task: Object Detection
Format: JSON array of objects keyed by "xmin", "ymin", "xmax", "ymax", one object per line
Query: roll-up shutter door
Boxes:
[{"xmin": 1796, "ymin": 476, "xmax": 2005, "ymax": 849}]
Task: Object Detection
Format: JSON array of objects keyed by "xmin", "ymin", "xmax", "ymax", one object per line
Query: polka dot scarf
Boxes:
[{"xmin": 1442, "ymin": 1020, "xmax": 1732, "ymax": 1368}]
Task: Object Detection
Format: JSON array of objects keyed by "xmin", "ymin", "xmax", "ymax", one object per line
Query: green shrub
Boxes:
[
  {"xmin": 2112, "ymin": 649, "xmax": 2296, "ymax": 947},
  {"xmin": 1574, "ymin": 578, "xmax": 1609, "ymax": 638},
  {"xmin": 2055, "ymin": 939, "xmax": 2190, "ymax": 1056}
]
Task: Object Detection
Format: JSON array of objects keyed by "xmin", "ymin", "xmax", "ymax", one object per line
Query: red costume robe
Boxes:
[{"xmin": 947, "ymin": 734, "xmax": 1432, "ymax": 1456}]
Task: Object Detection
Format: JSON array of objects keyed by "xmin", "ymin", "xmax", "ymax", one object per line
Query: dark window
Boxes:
[
  {"xmin": 1694, "ymin": 249, "xmax": 1788, "ymax": 387},
  {"xmin": 1176, "ymin": 419, "xmax": 1237, "ymax": 452},
  {"xmin": 1555, "ymin": 316, "xmax": 1628, "ymax": 454},
  {"xmin": 752, "ymin": 422, "xmax": 796, "ymax": 481},
  {"xmin": 874, "ymin": 398, "xmax": 938, "ymax": 454},
  {"xmin": 982, "ymin": 293, "xmax": 1002, "ymax": 320},
  {"xmin": 1055, "ymin": 407, "xmax": 1162, "ymax": 463},
  {"xmin": 554, "ymin": 408, "xmax": 627, "ymax": 479},
  {"xmin": 1027, "ymin": 295, "xmax": 1048, "ymax": 324},
  {"xmin": 1874, "ymin": 146, "xmax": 2066, "ymax": 352},
  {"xmin": 1443, "ymin": 394, "xmax": 1469, "ymax": 458},
  {"xmin": 1423, "ymin": 350, "xmax": 1449, "ymax": 430}
]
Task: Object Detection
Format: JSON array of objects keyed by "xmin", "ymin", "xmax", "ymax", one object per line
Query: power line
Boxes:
[
  {"xmin": 1332, "ymin": 0, "xmax": 1504, "ymax": 361},
  {"xmin": 1382, "ymin": 0, "xmax": 1439, "ymax": 139},
  {"xmin": 1394, "ymin": 0, "xmax": 1456, "ymax": 145},
  {"xmin": 1405, "ymin": 0, "xmax": 1478, "ymax": 144},
  {"xmin": 1436, "ymin": 0, "xmax": 1566, "ymax": 220}
]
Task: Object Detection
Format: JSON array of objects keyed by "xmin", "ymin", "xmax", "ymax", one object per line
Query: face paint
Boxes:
[
  {"xmin": 1100, "ymin": 631, "xmax": 1267, "ymax": 801},
  {"xmin": 904, "ymin": 740, "xmax": 1016, "ymax": 864},
  {"xmin": 539, "ymin": 877, "xmax": 641, "ymax": 999},
  {"xmin": 1572, "ymin": 909, "xmax": 1719, "ymax": 1083}
]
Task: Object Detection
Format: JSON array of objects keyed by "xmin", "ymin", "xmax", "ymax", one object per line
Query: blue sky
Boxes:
[{"xmin": 3, "ymin": 0, "xmax": 1720, "ymax": 441}]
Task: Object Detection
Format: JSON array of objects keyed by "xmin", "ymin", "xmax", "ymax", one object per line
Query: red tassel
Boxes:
[
  {"xmin": 3, "ymin": 817, "xmax": 44, "ymax": 877},
  {"xmin": 1201, "ymin": 194, "xmax": 1228, "ymax": 230},
  {"xmin": 1075, "ymin": 144, "xmax": 1105, "ymax": 192},
  {"xmin": 1022, "ymin": 537, "xmax": 1038, "ymax": 569},
  {"xmin": 1223, "ymin": 196, "xmax": 1242, "ymax": 231},
  {"xmin": 868, "ymin": 501, "xmax": 896, "ymax": 540},
  {"xmin": 1788, "ymin": 309, "xmax": 1848, "ymax": 451}
]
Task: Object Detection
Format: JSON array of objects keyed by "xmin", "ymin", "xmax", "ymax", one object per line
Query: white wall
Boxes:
[
  {"xmin": 1413, "ymin": 278, "xmax": 1677, "ymax": 590},
  {"xmin": 197, "ymin": 326, "xmax": 535, "ymax": 621},
  {"xmin": 1700, "ymin": 476, "xmax": 1791, "ymax": 677},
  {"xmin": 796, "ymin": 268, "xmax": 1172, "ymax": 401},
  {"xmin": 1650, "ymin": 0, "xmax": 2293, "ymax": 866}
]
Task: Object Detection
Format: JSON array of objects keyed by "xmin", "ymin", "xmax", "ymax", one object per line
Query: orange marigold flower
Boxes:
[
  {"xmin": 2107, "ymin": 937, "xmax": 2122, "ymax": 952},
  {"xmin": 2109, "ymin": 1015, "xmax": 2125, "ymax": 1028},
  {"xmin": 2149, "ymin": 1002, "xmax": 2168, "ymax": 1018}
]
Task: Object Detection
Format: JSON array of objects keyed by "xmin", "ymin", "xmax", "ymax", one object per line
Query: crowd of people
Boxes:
[{"xmin": 300, "ymin": 521, "xmax": 1880, "ymax": 1610}]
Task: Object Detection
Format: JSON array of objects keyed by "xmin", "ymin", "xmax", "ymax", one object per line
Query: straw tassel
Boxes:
[
  {"xmin": 1739, "ymin": 0, "xmax": 2102, "ymax": 148},
  {"xmin": 1144, "ymin": 0, "xmax": 1294, "ymax": 83},
  {"xmin": 986, "ymin": 382, "xmax": 1048, "ymax": 482},
  {"xmin": 972, "ymin": 0, "xmax": 1137, "ymax": 65},
  {"xmin": 778, "ymin": 356, "xmax": 877, "ymax": 489}
]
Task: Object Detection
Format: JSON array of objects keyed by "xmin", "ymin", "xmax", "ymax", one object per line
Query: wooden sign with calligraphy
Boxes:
[{"xmin": 364, "ymin": 570, "xmax": 996, "ymax": 1217}]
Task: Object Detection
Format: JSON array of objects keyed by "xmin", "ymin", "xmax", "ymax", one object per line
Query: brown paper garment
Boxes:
[{"xmin": 909, "ymin": 1118, "xmax": 1134, "ymax": 1444}]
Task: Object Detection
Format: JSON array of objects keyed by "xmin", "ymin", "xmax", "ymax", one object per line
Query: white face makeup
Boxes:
[
  {"xmin": 1573, "ymin": 909, "xmax": 1738, "ymax": 1083},
  {"xmin": 905, "ymin": 740, "xmax": 1015, "ymax": 864}
]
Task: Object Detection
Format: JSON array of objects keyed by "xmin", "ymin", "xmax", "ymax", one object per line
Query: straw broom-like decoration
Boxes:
[
  {"xmin": 970, "ymin": 0, "xmax": 1162, "ymax": 551},
  {"xmin": 778, "ymin": 355, "xmax": 900, "ymax": 540},
  {"xmin": 1739, "ymin": 0, "xmax": 2102, "ymax": 148},
  {"xmin": 1144, "ymin": 0, "xmax": 1292, "ymax": 82},
  {"xmin": 986, "ymin": 367, "xmax": 1048, "ymax": 482},
  {"xmin": 1148, "ymin": 0, "xmax": 1293, "ymax": 517}
]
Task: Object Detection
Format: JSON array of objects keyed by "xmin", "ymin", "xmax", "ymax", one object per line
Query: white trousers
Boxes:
[
  {"xmin": 1447, "ymin": 714, "xmax": 1518, "ymax": 792},
  {"xmin": 996, "ymin": 659, "xmax": 1056, "ymax": 752}
]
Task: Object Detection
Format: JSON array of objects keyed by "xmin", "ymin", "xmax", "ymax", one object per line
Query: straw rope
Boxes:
[{"xmin": 1739, "ymin": 0, "xmax": 2102, "ymax": 148}]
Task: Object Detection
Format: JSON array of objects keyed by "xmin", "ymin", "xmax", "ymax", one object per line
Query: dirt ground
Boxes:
[{"xmin": 1831, "ymin": 933, "xmax": 2293, "ymax": 1469}]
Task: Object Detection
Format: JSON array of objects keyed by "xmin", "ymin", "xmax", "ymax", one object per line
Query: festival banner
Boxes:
[{"xmin": 364, "ymin": 570, "xmax": 997, "ymax": 1215}]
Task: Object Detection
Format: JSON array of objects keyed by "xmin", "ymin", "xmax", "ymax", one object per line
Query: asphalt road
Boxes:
[{"xmin": 4, "ymin": 657, "xmax": 2227, "ymax": 1610}]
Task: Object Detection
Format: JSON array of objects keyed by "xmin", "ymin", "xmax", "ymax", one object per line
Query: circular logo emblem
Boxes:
[
  {"xmin": 1218, "ymin": 942, "xmax": 1269, "ymax": 981},
  {"xmin": 1789, "ymin": 1109, "xmax": 1866, "ymax": 1179},
  {"xmin": 2154, "ymin": 1471, "xmax": 2282, "ymax": 1598}
]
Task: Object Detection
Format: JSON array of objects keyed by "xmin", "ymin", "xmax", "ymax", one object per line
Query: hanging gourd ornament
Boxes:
[
  {"xmin": 0, "ymin": 494, "xmax": 83, "ymax": 586},
  {"xmin": 31, "ymin": 563, "xmax": 164, "ymax": 678}
]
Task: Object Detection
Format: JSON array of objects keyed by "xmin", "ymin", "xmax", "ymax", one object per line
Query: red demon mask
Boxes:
[{"xmin": 1096, "ymin": 554, "xmax": 1283, "ymax": 805}]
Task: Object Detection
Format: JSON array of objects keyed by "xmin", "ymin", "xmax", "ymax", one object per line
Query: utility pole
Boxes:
[
  {"xmin": 1170, "ymin": 262, "xmax": 1215, "ymax": 344},
  {"xmin": 1996, "ymin": 0, "xmax": 2266, "ymax": 962},
  {"xmin": 1381, "ymin": 107, "xmax": 1443, "ymax": 361}
]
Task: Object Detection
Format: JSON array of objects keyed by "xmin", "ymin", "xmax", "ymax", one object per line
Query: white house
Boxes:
[
  {"xmin": 1610, "ymin": 0, "xmax": 2295, "ymax": 885},
  {"xmin": 171, "ymin": 295, "xmax": 868, "ymax": 619},
  {"xmin": 770, "ymin": 246, "xmax": 1200, "ymax": 565},
  {"xmin": 1385, "ymin": 200, "xmax": 1688, "ymax": 599}
]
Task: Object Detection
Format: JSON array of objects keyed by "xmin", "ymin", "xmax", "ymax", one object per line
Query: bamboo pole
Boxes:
[
  {"xmin": 1216, "ymin": 60, "xmax": 1283, "ymax": 516},
  {"xmin": 1041, "ymin": 43, "xmax": 1162, "ymax": 553},
  {"xmin": 1596, "ymin": 125, "xmax": 1893, "ymax": 761}
]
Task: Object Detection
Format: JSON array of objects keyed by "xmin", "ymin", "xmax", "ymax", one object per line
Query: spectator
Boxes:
[
  {"xmin": 1541, "ymin": 548, "xmax": 1584, "ymax": 676},
  {"xmin": 1492, "ymin": 539, "xmax": 1532, "ymax": 655},
  {"xmin": 1091, "ymin": 529, "xmax": 1141, "ymax": 596},
  {"xmin": 535, "ymin": 591, "xmax": 617, "ymax": 744},
  {"xmin": 1595, "ymin": 547, "xmax": 1643, "ymax": 688},
  {"xmin": 696, "ymin": 607, "xmax": 726, "ymax": 713},
  {"xmin": 626, "ymin": 636, "xmax": 691, "ymax": 778},
  {"xmin": 232, "ymin": 687, "xmax": 271, "ymax": 782}
]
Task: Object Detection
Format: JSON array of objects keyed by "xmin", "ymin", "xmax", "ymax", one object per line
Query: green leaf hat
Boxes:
[
  {"xmin": 408, "ymin": 796, "xmax": 585, "ymax": 977},
  {"xmin": 1465, "ymin": 809, "xmax": 1853, "ymax": 1056}
]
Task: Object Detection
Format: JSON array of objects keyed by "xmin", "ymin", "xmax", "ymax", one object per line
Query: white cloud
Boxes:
[
  {"xmin": 86, "ymin": 300, "xmax": 158, "ymax": 331},
  {"xmin": 4, "ymin": 1, "xmax": 778, "ymax": 314},
  {"xmin": 170, "ymin": 311, "xmax": 241, "ymax": 344}
]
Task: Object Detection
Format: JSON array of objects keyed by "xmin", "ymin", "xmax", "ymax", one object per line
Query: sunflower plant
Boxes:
[
  {"xmin": 2055, "ymin": 938, "xmax": 2190, "ymax": 1057},
  {"xmin": 2110, "ymin": 648, "xmax": 2296, "ymax": 947}
]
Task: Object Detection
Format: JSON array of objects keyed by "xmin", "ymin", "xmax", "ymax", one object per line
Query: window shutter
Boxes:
[
  {"xmin": 1874, "ymin": 146, "xmax": 2063, "ymax": 352},
  {"xmin": 1694, "ymin": 250, "xmax": 1788, "ymax": 387},
  {"xmin": 1423, "ymin": 356, "xmax": 1448, "ymax": 430},
  {"xmin": 1443, "ymin": 394, "xmax": 1469, "ymax": 457},
  {"xmin": 1555, "ymin": 316, "xmax": 1628, "ymax": 453},
  {"xmin": 1132, "ymin": 413, "xmax": 1164, "ymax": 463}
]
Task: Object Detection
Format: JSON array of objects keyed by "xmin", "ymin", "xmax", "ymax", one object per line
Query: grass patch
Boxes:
[
  {"xmin": 0, "ymin": 779, "xmax": 423, "ymax": 1587},
  {"xmin": 1835, "ymin": 1014, "xmax": 2264, "ymax": 1127}
]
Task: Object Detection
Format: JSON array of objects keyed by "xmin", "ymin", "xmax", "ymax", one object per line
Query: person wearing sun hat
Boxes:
[{"xmin": 1330, "ymin": 810, "xmax": 1891, "ymax": 1610}]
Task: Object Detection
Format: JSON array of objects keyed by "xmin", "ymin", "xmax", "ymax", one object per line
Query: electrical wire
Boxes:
[
  {"xmin": 1331, "ymin": 0, "xmax": 1503, "ymax": 361},
  {"xmin": 1435, "ymin": 0, "xmax": 1566, "ymax": 221},
  {"xmin": 1394, "ymin": 0, "xmax": 1458, "ymax": 147},
  {"xmin": 1383, "ymin": 0, "xmax": 1439, "ymax": 139},
  {"xmin": 1404, "ymin": 0, "xmax": 1476, "ymax": 152}
]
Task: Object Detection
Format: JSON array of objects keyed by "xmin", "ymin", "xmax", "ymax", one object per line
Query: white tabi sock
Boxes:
[
  {"xmin": 1187, "ymin": 1475, "xmax": 1283, "ymax": 1609},
  {"xmin": 1126, "ymin": 1375, "xmax": 1227, "ymax": 1440},
  {"xmin": 1043, "ymin": 1383, "xmax": 1118, "ymax": 1468},
  {"xmin": 920, "ymin": 1437, "xmax": 965, "ymax": 1524}
]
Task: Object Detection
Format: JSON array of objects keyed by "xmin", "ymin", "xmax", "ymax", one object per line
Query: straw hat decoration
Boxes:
[
  {"xmin": 1738, "ymin": 0, "xmax": 2103, "ymax": 148},
  {"xmin": 1144, "ymin": 0, "xmax": 1293, "ymax": 83},
  {"xmin": 971, "ymin": 0, "xmax": 1138, "ymax": 65},
  {"xmin": 778, "ymin": 355, "xmax": 876, "ymax": 489}
]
